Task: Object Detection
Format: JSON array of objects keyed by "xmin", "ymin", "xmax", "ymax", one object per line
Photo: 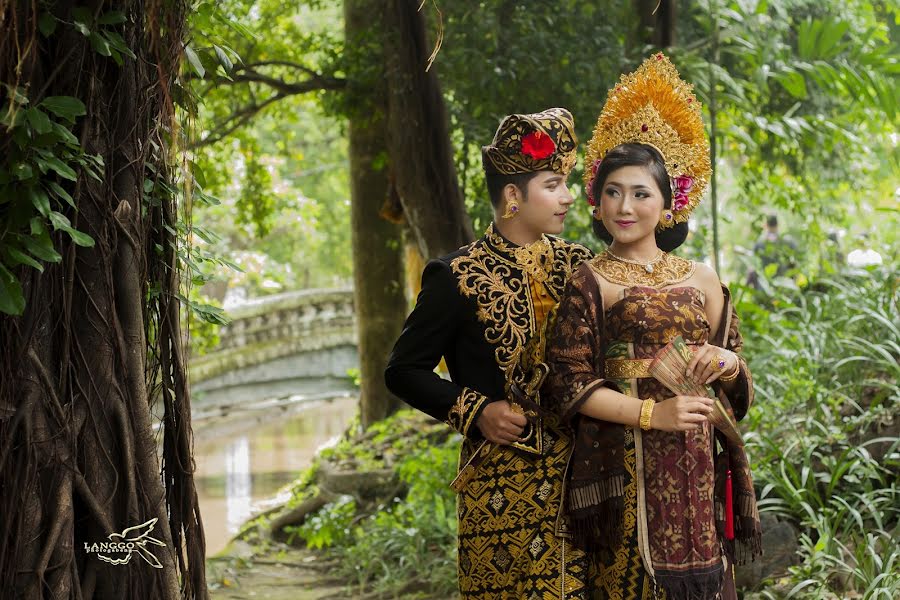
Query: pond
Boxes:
[{"xmin": 192, "ymin": 394, "xmax": 358, "ymax": 556}]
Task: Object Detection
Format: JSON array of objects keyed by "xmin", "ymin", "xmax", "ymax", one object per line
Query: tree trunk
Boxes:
[
  {"xmin": 345, "ymin": 0, "xmax": 408, "ymax": 428},
  {"xmin": 0, "ymin": 2, "xmax": 206, "ymax": 597},
  {"xmin": 383, "ymin": 0, "xmax": 474, "ymax": 259},
  {"xmin": 635, "ymin": 0, "xmax": 676, "ymax": 47}
]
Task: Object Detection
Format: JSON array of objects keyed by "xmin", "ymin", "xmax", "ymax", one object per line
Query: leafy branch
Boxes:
[{"xmin": 188, "ymin": 61, "xmax": 345, "ymax": 148}]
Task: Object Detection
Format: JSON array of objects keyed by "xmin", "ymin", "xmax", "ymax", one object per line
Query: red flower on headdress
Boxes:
[
  {"xmin": 671, "ymin": 175, "xmax": 694, "ymax": 211},
  {"xmin": 521, "ymin": 131, "xmax": 555, "ymax": 160}
]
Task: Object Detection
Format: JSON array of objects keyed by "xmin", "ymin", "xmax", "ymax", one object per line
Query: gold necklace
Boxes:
[
  {"xmin": 605, "ymin": 248, "xmax": 664, "ymax": 273},
  {"xmin": 589, "ymin": 251, "xmax": 695, "ymax": 288}
]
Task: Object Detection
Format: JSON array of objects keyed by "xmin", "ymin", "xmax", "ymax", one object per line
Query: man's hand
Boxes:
[{"xmin": 476, "ymin": 400, "xmax": 527, "ymax": 445}]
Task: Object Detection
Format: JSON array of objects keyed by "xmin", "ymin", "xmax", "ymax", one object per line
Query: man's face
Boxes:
[{"xmin": 513, "ymin": 171, "xmax": 574, "ymax": 236}]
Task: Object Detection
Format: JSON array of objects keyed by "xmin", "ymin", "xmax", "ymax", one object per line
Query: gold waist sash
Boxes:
[{"xmin": 604, "ymin": 358, "xmax": 654, "ymax": 379}]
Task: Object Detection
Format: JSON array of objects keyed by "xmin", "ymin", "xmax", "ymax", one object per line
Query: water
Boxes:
[{"xmin": 192, "ymin": 394, "xmax": 358, "ymax": 556}]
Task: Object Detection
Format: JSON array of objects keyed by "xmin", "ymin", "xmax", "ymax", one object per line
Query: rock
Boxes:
[
  {"xmin": 735, "ymin": 514, "xmax": 800, "ymax": 590},
  {"xmin": 229, "ymin": 540, "xmax": 257, "ymax": 561},
  {"xmin": 318, "ymin": 461, "xmax": 397, "ymax": 498}
]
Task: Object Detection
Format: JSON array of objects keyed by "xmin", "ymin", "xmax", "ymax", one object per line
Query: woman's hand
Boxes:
[
  {"xmin": 687, "ymin": 343, "xmax": 738, "ymax": 385},
  {"xmin": 650, "ymin": 395, "xmax": 714, "ymax": 431}
]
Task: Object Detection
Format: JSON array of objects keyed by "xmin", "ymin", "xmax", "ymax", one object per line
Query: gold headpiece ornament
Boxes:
[{"xmin": 584, "ymin": 53, "xmax": 710, "ymax": 229}]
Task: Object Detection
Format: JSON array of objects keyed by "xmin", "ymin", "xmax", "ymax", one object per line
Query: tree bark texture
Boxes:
[
  {"xmin": 0, "ymin": 1, "xmax": 207, "ymax": 597},
  {"xmin": 636, "ymin": 0, "xmax": 676, "ymax": 47},
  {"xmin": 383, "ymin": 0, "xmax": 474, "ymax": 259},
  {"xmin": 344, "ymin": 0, "xmax": 408, "ymax": 428}
]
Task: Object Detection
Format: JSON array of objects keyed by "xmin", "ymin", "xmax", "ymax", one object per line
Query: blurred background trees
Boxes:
[
  {"xmin": 187, "ymin": 0, "xmax": 896, "ymax": 300},
  {"xmin": 179, "ymin": 2, "xmax": 897, "ymax": 596},
  {"xmin": 3, "ymin": 1, "xmax": 894, "ymax": 596}
]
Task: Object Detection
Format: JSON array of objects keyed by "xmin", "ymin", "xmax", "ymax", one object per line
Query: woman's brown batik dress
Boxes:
[{"xmin": 546, "ymin": 252, "xmax": 761, "ymax": 600}]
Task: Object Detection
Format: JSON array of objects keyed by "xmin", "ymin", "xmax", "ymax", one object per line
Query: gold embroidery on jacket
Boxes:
[
  {"xmin": 447, "ymin": 388, "xmax": 487, "ymax": 436},
  {"xmin": 486, "ymin": 227, "xmax": 553, "ymax": 283},
  {"xmin": 548, "ymin": 237, "xmax": 594, "ymax": 293},
  {"xmin": 451, "ymin": 225, "xmax": 591, "ymax": 387}
]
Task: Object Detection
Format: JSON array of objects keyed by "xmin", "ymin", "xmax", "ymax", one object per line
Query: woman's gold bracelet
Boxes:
[
  {"xmin": 718, "ymin": 361, "xmax": 741, "ymax": 382},
  {"xmin": 639, "ymin": 399, "xmax": 655, "ymax": 430}
]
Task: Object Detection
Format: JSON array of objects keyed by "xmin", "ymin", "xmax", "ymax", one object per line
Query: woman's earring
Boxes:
[
  {"xmin": 502, "ymin": 201, "xmax": 520, "ymax": 219},
  {"xmin": 658, "ymin": 209, "xmax": 674, "ymax": 229}
]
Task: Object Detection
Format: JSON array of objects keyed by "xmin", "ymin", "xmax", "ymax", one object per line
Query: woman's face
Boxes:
[{"xmin": 597, "ymin": 165, "xmax": 665, "ymax": 245}]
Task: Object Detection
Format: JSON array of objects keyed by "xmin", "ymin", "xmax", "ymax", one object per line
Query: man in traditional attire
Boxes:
[{"xmin": 385, "ymin": 108, "xmax": 593, "ymax": 599}]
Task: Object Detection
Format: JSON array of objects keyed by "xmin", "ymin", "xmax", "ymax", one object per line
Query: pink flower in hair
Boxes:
[
  {"xmin": 673, "ymin": 175, "xmax": 694, "ymax": 193},
  {"xmin": 586, "ymin": 158, "xmax": 602, "ymax": 206},
  {"xmin": 671, "ymin": 175, "xmax": 694, "ymax": 211}
]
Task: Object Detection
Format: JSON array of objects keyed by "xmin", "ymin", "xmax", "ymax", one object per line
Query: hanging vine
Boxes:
[{"xmin": 0, "ymin": 1, "xmax": 207, "ymax": 597}]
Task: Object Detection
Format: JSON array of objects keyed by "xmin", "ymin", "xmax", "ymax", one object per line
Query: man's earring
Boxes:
[{"xmin": 502, "ymin": 201, "xmax": 520, "ymax": 219}]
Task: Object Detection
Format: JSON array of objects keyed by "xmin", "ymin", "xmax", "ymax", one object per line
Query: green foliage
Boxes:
[
  {"xmin": 69, "ymin": 8, "xmax": 137, "ymax": 66},
  {"xmin": 674, "ymin": 0, "xmax": 899, "ymax": 271},
  {"xmin": 738, "ymin": 266, "xmax": 899, "ymax": 597},
  {"xmin": 185, "ymin": 0, "xmax": 352, "ymax": 296},
  {"xmin": 294, "ymin": 439, "xmax": 460, "ymax": 597},
  {"xmin": 141, "ymin": 156, "xmax": 233, "ymax": 338},
  {"xmin": 317, "ymin": 409, "xmax": 447, "ymax": 471},
  {"xmin": 0, "ymin": 86, "xmax": 100, "ymax": 314},
  {"xmin": 293, "ymin": 494, "xmax": 357, "ymax": 550},
  {"xmin": 434, "ymin": 1, "xmax": 633, "ymax": 244},
  {"xmin": 335, "ymin": 442, "xmax": 459, "ymax": 597},
  {"xmin": 346, "ymin": 367, "xmax": 361, "ymax": 388}
]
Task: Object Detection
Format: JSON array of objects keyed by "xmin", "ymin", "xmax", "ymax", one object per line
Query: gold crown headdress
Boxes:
[{"xmin": 584, "ymin": 53, "xmax": 710, "ymax": 229}]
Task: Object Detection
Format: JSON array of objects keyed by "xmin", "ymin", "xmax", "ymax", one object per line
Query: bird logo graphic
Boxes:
[{"xmin": 92, "ymin": 518, "xmax": 166, "ymax": 568}]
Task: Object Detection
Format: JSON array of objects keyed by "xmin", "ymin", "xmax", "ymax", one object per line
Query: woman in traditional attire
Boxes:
[{"xmin": 545, "ymin": 55, "xmax": 762, "ymax": 599}]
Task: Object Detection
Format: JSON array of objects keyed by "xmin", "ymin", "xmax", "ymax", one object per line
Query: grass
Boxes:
[{"xmin": 737, "ymin": 266, "xmax": 899, "ymax": 598}]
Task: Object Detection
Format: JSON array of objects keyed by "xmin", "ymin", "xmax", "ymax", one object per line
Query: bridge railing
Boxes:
[{"xmin": 189, "ymin": 287, "xmax": 356, "ymax": 385}]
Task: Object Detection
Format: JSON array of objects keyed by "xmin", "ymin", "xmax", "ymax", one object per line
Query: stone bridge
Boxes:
[{"xmin": 189, "ymin": 288, "xmax": 358, "ymax": 416}]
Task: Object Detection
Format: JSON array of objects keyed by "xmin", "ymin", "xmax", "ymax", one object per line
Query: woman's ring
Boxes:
[{"xmin": 710, "ymin": 355, "xmax": 727, "ymax": 371}]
